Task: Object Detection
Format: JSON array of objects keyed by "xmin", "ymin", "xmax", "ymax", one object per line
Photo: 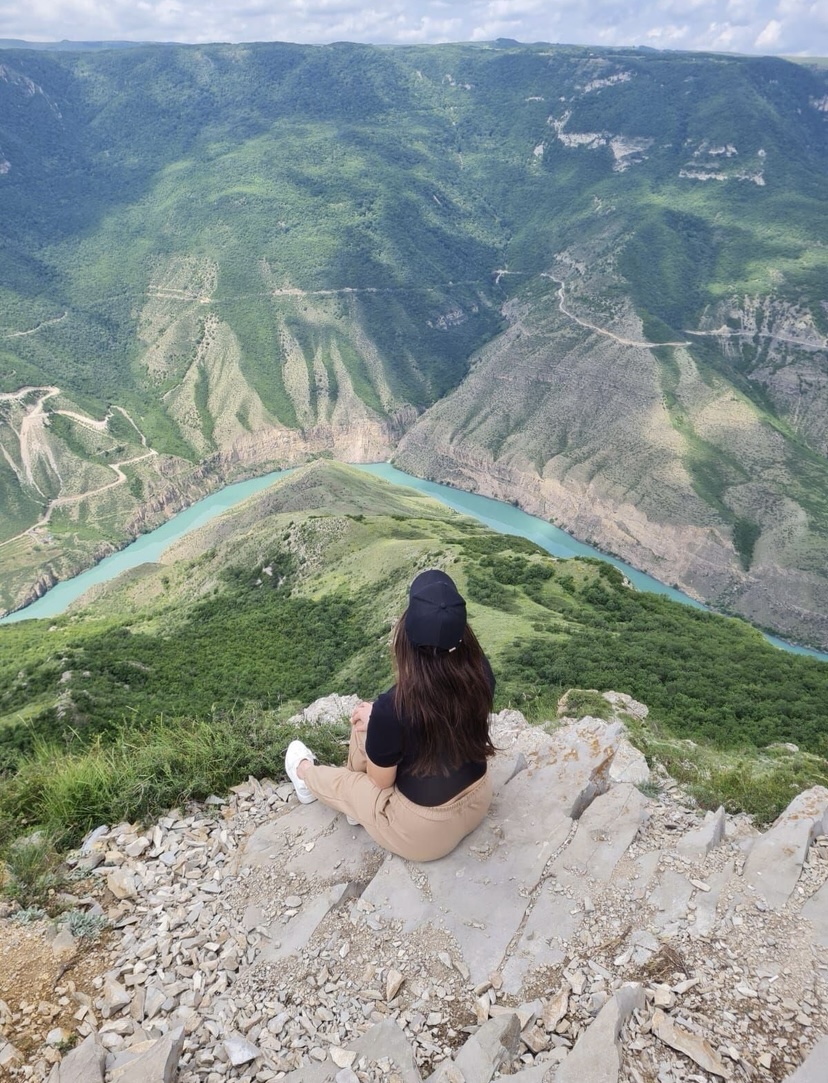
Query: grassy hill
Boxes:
[
  {"xmin": 1, "ymin": 462, "xmax": 827, "ymax": 850},
  {"xmin": 1, "ymin": 42, "xmax": 827, "ymax": 644}
]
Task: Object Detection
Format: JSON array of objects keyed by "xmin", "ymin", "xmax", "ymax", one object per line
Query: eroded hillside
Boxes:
[
  {"xmin": 1, "ymin": 42, "xmax": 827, "ymax": 643},
  {"xmin": 397, "ymin": 242, "xmax": 828, "ymax": 647}
]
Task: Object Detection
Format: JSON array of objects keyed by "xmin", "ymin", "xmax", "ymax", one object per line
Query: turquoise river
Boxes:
[{"xmin": 2, "ymin": 462, "xmax": 826, "ymax": 663}]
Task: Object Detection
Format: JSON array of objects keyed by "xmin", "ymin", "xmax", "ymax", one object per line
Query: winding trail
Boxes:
[
  {"xmin": 36, "ymin": 449, "xmax": 158, "ymax": 527},
  {"xmin": 1, "ymin": 312, "xmax": 67, "ymax": 339},
  {"xmin": 684, "ymin": 327, "xmax": 827, "ymax": 349},
  {"xmin": 112, "ymin": 405, "xmax": 149, "ymax": 446},
  {"xmin": 0, "ymin": 386, "xmax": 157, "ymax": 548},
  {"xmin": 145, "ymin": 280, "xmax": 487, "ymax": 306},
  {"xmin": 0, "ymin": 385, "xmax": 60, "ymax": 403},
  {"xmin": 541, "ymin": 273, "xmax": 689, "ymax": 349},
  {"xmin": 53, "ymin": 407, "xmax": 111, "ymax": 432},
  {"xmin": 494, "ymin": 269, "xmax": 689, "ymax": 348},
  {"xmin": 16, "ymin": 387, "xmax": 61, "ymax": 497}
]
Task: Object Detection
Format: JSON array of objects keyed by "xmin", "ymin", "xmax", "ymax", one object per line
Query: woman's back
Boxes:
[
  {"xmin": 365, "ymin": 569, "xmax": 496, "ymax": 806},
  {"xmin": 366, "ymin": 648, "xmax": 496, "ymax": 806}
]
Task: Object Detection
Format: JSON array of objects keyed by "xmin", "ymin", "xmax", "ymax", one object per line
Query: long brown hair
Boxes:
[{"xmin": 393, "ymin": 614, "xmax": 495, "ymax": 776}]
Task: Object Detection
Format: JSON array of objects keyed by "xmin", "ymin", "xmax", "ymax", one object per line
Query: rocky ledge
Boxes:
[{"xmin": 2, "ymin": 693, "xmax": 827, "ymax": 1083}]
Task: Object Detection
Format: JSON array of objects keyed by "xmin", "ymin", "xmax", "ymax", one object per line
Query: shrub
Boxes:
[
  {"xmin": 64, "ymin": 910, "xmax": 109, "ymax": 940},
  {"xmin": 2, "ymin": 833, "xmax": 61, "ymax": 909},
  {"xmin": 559, "ymin": 688, "xmax": 611, "ymax": 720}
]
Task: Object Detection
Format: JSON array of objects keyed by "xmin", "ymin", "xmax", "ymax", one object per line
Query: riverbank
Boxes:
[{"xmin": 3, "ymin": 461, "xmax": 827, "ymax": 664}]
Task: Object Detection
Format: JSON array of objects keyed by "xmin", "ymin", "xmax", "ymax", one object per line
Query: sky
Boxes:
[{"xmin": 1, "ymin": 0, "xmax": 826, "ymax": 58}]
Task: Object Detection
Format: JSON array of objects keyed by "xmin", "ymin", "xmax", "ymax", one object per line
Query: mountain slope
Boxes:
[
  {"xmin": 0, "ymin": 43, "xmax": 827, "ymax": 642},
  {"xmin": 395, "ymin": 259, "xmax": 828, "ymax": 647},
  {"xmin": 2, "ymin": 462, "xmax": 827, "ymax": 798}
]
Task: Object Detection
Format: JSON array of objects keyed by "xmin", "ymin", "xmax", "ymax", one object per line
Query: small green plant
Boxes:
[
  {"xmin": 63, "ymin": 910, "xmax": 109, "ymax": 941},
  {"xmin": 636, "ymin": 779, "xmax": 662, "ymax": 799},
  {"xmin": 12, "ymin": 905, "xmax": 48, "ymax": 924},
  {"xmin": 623, "ymin": 718, "xmax": 828, "ymax": 825},
  {"xmin": 2, "ymin": 833, "xmax": 62, "ymax": 910},
  {"xmin": 0, "ymin": 713, "xmax": 351, "ymax": 851}
]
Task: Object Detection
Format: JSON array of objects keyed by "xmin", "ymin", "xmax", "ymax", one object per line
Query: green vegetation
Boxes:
[
  {"xmin": 1, "ymin": 41, "xmax": 827, "ymax": 646},
  {"xmin": 626, "ymin": 714, "xmax": 828, "ymax": 826},
  {"xmin": 2, "ymin": 832, "xmax": 61, "ymax": 910},
  {"xmin": 558, "ymin": 688, "xmax": 612, "ymax": 720},
  {"xmin": 0, "ymin": 42, "xmax": 826, "ymax": 477},
  {"xmin": 1, "ymin": 464, "xmax": 826, "ymax": 849},
  {"xmin": 0, "ymin": 712, "xmax": 350, "ymax": 852},
  {"xmin": 63, "ymin": 909, "xmax": 108, "ymax": 940},
  {"xmin": 733, "ymin": 517, "xmax": 761, "ymax": 570}
]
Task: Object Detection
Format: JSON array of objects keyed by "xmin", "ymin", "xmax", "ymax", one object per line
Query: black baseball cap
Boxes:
[{"xmin": 405, "ymin": 569, "xmax": 467, "ymax": 650}]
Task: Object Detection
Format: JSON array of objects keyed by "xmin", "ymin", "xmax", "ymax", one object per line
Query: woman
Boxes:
[{"xmin": 285, "ymin": 568, "xmax": 496, "ymax": 861}]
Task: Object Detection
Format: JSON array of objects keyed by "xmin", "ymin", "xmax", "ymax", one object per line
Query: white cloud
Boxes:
[
  {"xmin": 658, "ymin": 0, "xmax": 713, "ymax": 12},
  {"xmin": 755, "ymin": 17, "xmax": 782, "ymax": 46},
  {"xmin": 394, "ymin": 15, "xmax": 463, "ymax": 41},
  {"xmin": 645, "ymin": 23, "xmax": 690, "ymax": 44},
  {"xmin": 725, "ymin": 0, "xmax": 755, "ymax": 18},
  {"xmin": 1, "ymin": 0, "xmax": 826, "ymax": 55}
]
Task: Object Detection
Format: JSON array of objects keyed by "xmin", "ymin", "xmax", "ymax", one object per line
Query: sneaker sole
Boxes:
[{"xmin": 285, "ymin": 739, "xmax": 317, "ymax": 804}]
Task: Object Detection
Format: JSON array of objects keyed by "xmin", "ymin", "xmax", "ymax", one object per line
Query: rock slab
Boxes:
[
  {"xmin": 46, "ymin": 1034, "xmax": 105, "ymax": 1083},
  {"xmin": 743, "ymin": 787, "xmax": 828, "ymax": 910},
  {"xmin": 780, "ymin": 1035, "xmax": 828, "ymax": 1082},
  {"xmin": 556, "ymin": 985, "xmax": 645, "ymax": 1083}
]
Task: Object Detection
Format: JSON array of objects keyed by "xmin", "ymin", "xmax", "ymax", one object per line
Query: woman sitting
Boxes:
[{"xmin": 284, "ymin": 568, "xmax": 496, "ymax": 862}]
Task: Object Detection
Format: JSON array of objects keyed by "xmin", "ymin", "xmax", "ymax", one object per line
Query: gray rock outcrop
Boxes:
[{"xmin": 6, "ymin": 694, "xmax": 827, "ymax": 1083}]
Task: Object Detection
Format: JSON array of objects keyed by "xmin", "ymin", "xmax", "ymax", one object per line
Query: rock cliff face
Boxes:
[
  {"xmin": 3, "ymin": 694, "xmax": 827, "ymax": 1083},
  {"xmin": 694, "ymin": 298, "xmax": 828, "ymax": 457},
  {"xmin": 212, "ymin": 408, "xmax": 419, "ymax": 477},
  {"xmin": 394, "ymin": 265, "xmax": 828, "ymax": 649}
]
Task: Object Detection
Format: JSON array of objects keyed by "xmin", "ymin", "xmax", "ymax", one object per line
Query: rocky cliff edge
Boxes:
[{"xmin": 1, "ymin": 693, "xmax": 827, "ymax": 1083}]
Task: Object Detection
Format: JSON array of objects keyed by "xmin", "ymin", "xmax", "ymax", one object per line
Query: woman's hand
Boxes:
[{"xmin": 350, "ymin": 700, "xmax": 373, "ymax": 733}]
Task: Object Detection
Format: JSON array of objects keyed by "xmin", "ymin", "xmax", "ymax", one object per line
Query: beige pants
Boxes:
[{"xmin": 302, "ymin": 728, "xmax": 492, "ymax": 862}]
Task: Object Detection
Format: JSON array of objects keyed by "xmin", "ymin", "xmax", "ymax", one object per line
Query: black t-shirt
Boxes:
[{"xmin": 364, "ymin": 657, "xmax": 495, "ymax": 807}]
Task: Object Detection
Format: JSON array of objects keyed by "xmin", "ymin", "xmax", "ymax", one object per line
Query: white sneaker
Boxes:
[
  {"xmin": 285, "ymin": 740, "xmax": 317, "ymax": 804},
  {"xmin": 346, "ymin": 815, "xmax": 359, "ymax": 826}
]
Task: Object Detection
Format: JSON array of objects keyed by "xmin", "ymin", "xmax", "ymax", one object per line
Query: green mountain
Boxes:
[
  {"xmin": 1, "ymin": 42, "xmax": 827, "ymax": 646},
  {"xmin": 1, "ymin": 461, "xmax": 827, "ymax": 848}
]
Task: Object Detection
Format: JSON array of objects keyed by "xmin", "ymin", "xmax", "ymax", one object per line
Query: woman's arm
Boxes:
[
  {"xmin": 352, "ymin": 699, "xmax": 398, "ymax": 790},
  {"xmin": 366, "ymin": 759, "xmax": 397, "ymax": 790}
]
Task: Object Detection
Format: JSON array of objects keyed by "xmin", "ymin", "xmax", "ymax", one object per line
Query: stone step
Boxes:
[
  {"xmin": 240, "ymin": 801, "xmax": 380, "ymax": 880},
  {"xmin": 45, "ymin": 1034, "xmax": 105, "ymax": 1083},
  {"xmin": 107, "ymin": 1026, "xmax": 184, "ymax": 1083},
  {"xmin": 558, "ymin": 782, "xmax": 648, "ymax": 883},
  {"xmin": 647, "ymin": 869, "xmax": 695, "ymax": 931},
  {"xmin": 427, "ymin": 1013, "xmax": 520, "ymax": 1083},
  {"xmin": 802, "ymin": 878, "xmax": 828, "ymax": 947},
  {"xmin": 358, "ymin": 768, "xmax": 575, "ymax": 988},
  {"xmin": 677, "ymin": 806, "xmax": 726, "ymax": 861},
  {"xmin": 689, "ymin": 859, "xmax": 735, "ymax": 938},
  {"xmin": 279, "ymin": 1019, "xmax": 422, "ymax": 1082}
]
